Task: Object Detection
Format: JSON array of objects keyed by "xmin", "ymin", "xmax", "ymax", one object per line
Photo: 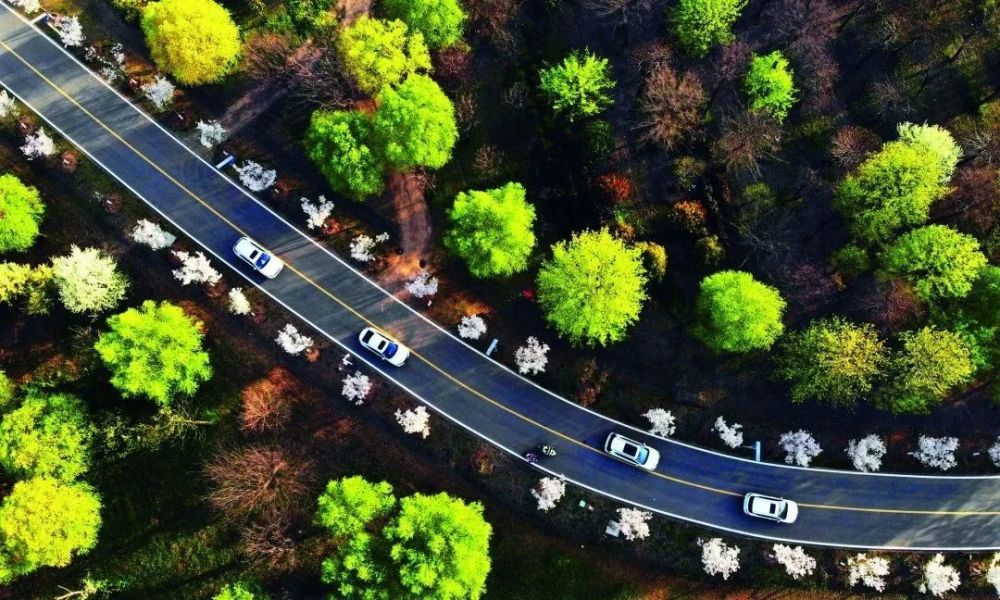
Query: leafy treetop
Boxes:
[
  {"xmin": 336, "ymin": 17, "xmax": 431, "ymax": 95},
  {"xmin": 316, "ymin": 475, "xmax": 397, "ymax": 539},
  {"xmin": 880, "ymin": 225, "xmax": 987, "ymax": 302},
  {"xmin": 0, "ymin": 173, "xmax": 44, "ymax": 254},
  {"xmin": 877, "ymin": 327, "xmax": 974, "ymax": 414},
  {"xmin": 141, "ymin": 0, "xmax": 241, "ymax": 85},
  {"xmin": 694, "ymin": 270, "xmax": 786, "ymax": 353},
  {"xmin": 444, "ymin": 182, "xmax": 536, "ymax": 278},
  {"xmin": 214, "ymin": 581, "xmax": 270, "ymax": 600},
  {"xmin": 538, "ymin": 51, "xmax": 615, "ymax": 122},
  {"xmin": 745, "ymin": 51, "xmax": 797, "ymax": 122},
  {"xmin": 895, "ymin": 122, "xmax": 961, "ymax": 184},
  {"xmin": 381, "ymin": 0, "xmax": 465, "ymax": 49},
  {"xmin": 305, "ymin": 110, "xmax": 386, "ymax": 200},
  {"xmin": 372, "ymin": 74, "xmax": 458, "ymax": 170},
  {"xmin": 671, "ymin": 0, "xmax": 748, "ymax": 57},
  {"xmin": 0, "ymin": 391, "xmax": 92, "ymax": 482},
  {"xmin": 931, "ymin": 265, "xmax": 1000, "ymax": 373}
]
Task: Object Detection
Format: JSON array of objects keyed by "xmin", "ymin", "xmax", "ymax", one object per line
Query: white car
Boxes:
[
  {"xmin": 604, "ymin": 432, "xmax": 660, "ymax": 471},
  {"xmin": 233, "ymin": 236, "xmax": 284, "ymax": 279},
  {"xmin": 743, "ymin": 493, "xmax": 798, "ymax": 523},
  {"xmin": 358, "ymin": 327, "xmax": 410, "ymax": 367}
]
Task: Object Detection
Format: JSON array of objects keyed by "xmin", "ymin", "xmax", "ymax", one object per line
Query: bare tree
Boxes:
[
  {"xmin": 831, "ymin": 125, "xmax": 881, "ymax": 170},
  {"xmin": 584, "ymin": 0, "xmax": 653, "ymax": 31},
  {"xmin": 712, "ymin": 111, "xmax": 783, "ymax": 177},
  {"xmin": 205, "ymin": 446, "xmax": 313, "ymax": 523},
  {"xmin": 240, "ymin": 367, "xmax": 302, "ymax": 434},
  {"xmin": 638, "ymin": 62, "xmax": 707, "ymax": 151},
  {"xmin": 241, "ymin": 517, "xmax": 300, "ymax": 573}
]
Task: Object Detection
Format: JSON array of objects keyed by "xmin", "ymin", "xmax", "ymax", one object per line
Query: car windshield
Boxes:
[
  {"xmin": 622, "ymin": 442, "xmax": 639, "ymax": 456},
  {"xmin": 636, "ymin": 446, "xmax": 648, "ymax": 463},
  {"xmin": 254, "ymin": 253, "xmax": 270, "ymax": 269},
  {"xmin": 384, "ymin": 342, "xmax": 398, "ymax": 358}
]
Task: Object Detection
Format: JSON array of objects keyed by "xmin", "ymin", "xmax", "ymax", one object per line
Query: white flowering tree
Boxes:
[
  {"xmin": 395, "ymin": 405, "xmax": 430, "ymax": 438},
  {"xmin": 917, "ymin": 554, "xmax": 960, "ymax": 598},
  {"xmin": 341, "ymin": 371, "xmax": 372, "ymax": 406},
  {"xmin": 172, "ymin": 250, "xmax": 222, "ymax": 285},
  {"xmin": 845, "ymin": 553, "xmax": 890, "ymax": 592},
  {"xmin": 52, "ymin": 15, "xmax": 85, "ymax": 47},
  {"xmin": 713, "ymin": 417, "xmax": 743, "ymax": 448},
  {"xmin": 779, "ymin": 430, "xmax": 822, "ymax": 467},
  {"xmin": 51, "ymin": 245, "xmax": 128, "ymax": 314},
  {"xmin": 227, "ymin": 287, "xmax": 251, "ymax": 315},
  {"xmin": 0, "ymin": 90, "xmax": 17, "ymax": 118},
  {"xmin": 910, "ymin": 436, "xmax": 959, "ymax": 471},
  {"xmin": 772, "ymin": 544, "xmax": 816, "ymax": 580},
  {"xmin": 457, "ymin": 315, "xmax": 487, "ymax": 340},
  {"xmin": 643, "ymin": 408, "xmax": 676, "ymax": 437},
  {"xmin": 301, "ymin": 196, "xmax": 334, "ymax": 229},
  {"xmin": 275, "ymin": 324, "xmax": 313, "ymax": 355},
  {"xmin": 406, "ymin": 270, "xmax": 439, "ymax": 299},
  {"xmin": 987, "ymin": 553, "xmax": 1000, "ymax": 595},
  {"xmin": 98, "ymin": 43, "xmax": 126, "ymax": 83},
  {"xmin": 531, "ymin": 477, "xmax": 566, "ymax": 512},
  {"xmin": 698, "ymin": 538, "xmax": 740, "ymax": 580},
  {"xmin": 349, "ymin": 233, "xmax": 390, "ymax": 263},
  {"xmin": 21, "ymin": 127, "xmax": 55, "ymax": 160},
  {"xmin": 515, "ymin": 337, "xmax": 549, "ymax": 375},
  {"xmin": 130, "ymin": 219, "xmax": 174, "ymax": 250},
  {"xmin": 989, "ymin": 437, "xmax": 1000, "ymax": 468},
  {"xmin": 195, "ymin": 120, "xmax": 226, "ymax": 148},
  {"xmin": 142, "ymin": 76, "xmax": 175, "ymax": 111},
  {"xmin": 846, "ymin": 434, "xmax": 886, "ymax": 472},
  {"xmin": 234, "ymin": 160, "xmax": 276, "ymax": 192},
  {"xmin": 9, "ymin": 0, "xmax": 42, "ymax": 14},
  {"xmin": 616, "ymin": 508, "xmax": 652, "ymax": 541}
]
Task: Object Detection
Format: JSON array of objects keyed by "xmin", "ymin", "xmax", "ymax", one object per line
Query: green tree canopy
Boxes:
[
  {"xmin": 316, "ymin": 476, "xmax": 396, "ymax": 539},
  {"xmin": 305, "ymin": 110, "xmax": 386, "ymax": 200},
  {"xmin": 214, "ymin": 581, "xmax": 269, "ymax": 600},
  {"xmin": 745, "ymin": 51, "xmax": 797, "ymax": 122},
  {"xmin": 0, "ymin": 391, "xmax": 92, "ymax": 482},
  {"xmin": 671, "ymin": 0, "xmax": 747, "ymax": 57},
  {"xmin": 834, "ymin": 140, "xmax": 949, "ymax": 243},
  {"xmin": 93, "ymin": 300, "xmax": 212, "ymax": 408},
  {"xmin": 896, "ymin": 122, "xmax": 961, "ymax": 184},
  {"xmin": 931, "ymin": 265, "xmax": 1000, "ymax": 372},
  {"xmin": 777, "ymin": 318, "xmax": 887, "ymax": 407},
  {"xmin": 536, "ymin": 229, "xmax": 647, "ymax": 346},
  {"xmin": 51, "ymin": 246, "xmax": 129, "ymax": 314},
  {"xmin": 0, "ymin": 371, "xmax": 13, "ymax": 410},
  {"xmin": 877, "ymin": 327, "xmax": 974, "ymax": 414},
  {"xmin": 336, "ymin": 17, "xmax": 431, "ymax": 95},
  {"xmin": 0, "ymin": 262, "xmax": 52, "ymax": 315},
  {"xmin": 443, "ymin": 183, "xmax": 536, "ymax": 278},
  {"xmin": 538, "ymin": 51, "xmax": 615, "ymax": 122},
  {"xmin": 372, "ymin": 74, "xmax": 457, "ymax": 170},
  {"xmin": 0, "ymin": 173, "xmax": 44, "ymax": 253},
  {"xmin": 694, "ymin": 270, "xmax": 786, "ymax": 353},
  {"xmin": 880, "ymin": 225, "xmax": 987, "ymax": 302},
  {"xmin": 381, "ymin": 0, "xmax": 465, "ymax": 49},
  {"xmin": 141, "ymin": 0, "xmax": 241, "ymax": 85},
  {"xmin": 0, "ymin": 478, "xmax": 101, "ymax": 583}
]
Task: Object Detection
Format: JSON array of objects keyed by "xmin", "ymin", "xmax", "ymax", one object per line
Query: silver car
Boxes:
[
  {"xmin": 359, "ymin": 327, "xmax": 410, "ymax": 367},
  {"xmin": 604, "ymin": 432, "xmax": 660, "ymax": 471},
  {"xmin": 233, "ymin": 236, "xmax": 284, "ymax": 279},
  {"xmin": 743, "ymin": 493, "xmax": 799, "ymax": 523}
]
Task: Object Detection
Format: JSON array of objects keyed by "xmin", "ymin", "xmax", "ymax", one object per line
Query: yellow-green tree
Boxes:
[{"xmin": 141, "ymin": 0, "xmax": 241, "ymax": 85}]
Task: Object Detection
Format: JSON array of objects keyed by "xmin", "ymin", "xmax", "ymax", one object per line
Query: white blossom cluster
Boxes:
[
  {"xmin": 0, "ymin": 90, "xmax": 17, "ymax": 118},
  {"xmin": 9, "ymin": 0, "xmax": 41, "ymax": 14},
  {"xmin": 771, "ymin": 544, "xmax": 816, "ymax": 580},
  {"xmin": 86, "ymin": 43, "xmax": 126, "ymax": 83},
  {"xmin": 643, "ymin": 408, "xmax": 676, "ymax": 438},
  {"xmin": 234, "ymin": 160, "xmax": 276, "ymax": 192},
  {"xmin": 846, "ymin": 434, "xmax": 886, "ymax": 472},
  {"xmin": 515, "ymin": 337, "xmax": 549, "ymax": 375},
  {"xmin": 130, "ymin": 219, "xmax": 174, "ymax": 250},
  {"xmin": 195, "ymin": 120, "xmax": 226, "ymax": 149},
  {"xmin": 698, "ymin": 538, "xmax": 740, "ymax": 580},
  {"xmin": 349, "ymin": 233, "xmax": 390, "ymax": 262},
  {"xmin": 395, "ymin": 405, "xmax": 430, "ymax": 438},
  {"xmin": 406, "ymin": 270, "xmax": 438, "ymax": 299},
  {"xmin": 171, "ymin": 250, "xmax": 221, "ymax": 285},
  {"xmin": 712, "ymin": 417, "xmax": 743, "ymax": 449},
  {"xmin": 52, "ymin": 15, "xmax": 85, "ymax": 47},
  {"xmin": 531, "ymin": 477, "xmax": 566, "ymax": 512},
  {"xmin": 341, "ymin": 371, "xmax": 372, "ymax": 405},
  {"xmin": 909, "ymin": 435, "xmax": 959, "ymax": 471},
  {"xmin": 616, "ymin": 508, "xmax": 652, "ymax": 541},
  {"xmin": 274, "ymin": 323, "xmax": 313, "ymax": 355},
  {"xmin": 457, "ymin": 315, "xmax": 487, "ymax": 340},
  {"xmin": 227, "ymin": 287, "xmax": 251, "ymax": 315},
  {"xmin": 987, "ymin": 553, "xmax": 1000, "ymax": 595},
  {"xmin": 778, "ymin": 430, "xmax": 822, "ymax": 467},
  {"xmin": 844, "ymin": 553, "xmax": 890, "ymax": 592},
  {"xmin": 301, "ymin": 195, "xmax": 334, "ymax": 229},
  {"xmin": 142, "ymin": 76, "xmax": 175, "ymax": 111},
  {"xmin": 21, "ymin": 127, "xmax": 55, "ymax": 160},
  {"xmin": 989, "ymin": 437, "xmax": 1000, "ymax": 468},
  {"xmin": 916, "ymin": 554, "xmax": 960, "ymax": 598}
]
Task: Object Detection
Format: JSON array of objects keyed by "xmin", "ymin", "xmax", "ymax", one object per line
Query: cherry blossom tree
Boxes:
[
  {"xmin": 89, "ymin": 43, "xmax": 126, "ymax": 83},
  {"xmin": 531, "ymin": 477, "xmax": 566, "ymax": 511},
  {"xmin": 0, "ymin": 90, "xmax": 17, "ymax": 118},
  {"xmin": 643, "ymin": 408, "xmax": 676, "ymax": 437},
  {"xmin": 909, "ymin": 436, "xmax": 959, "ymax": 471},
  {"xmin": 234, "ymin": 161, "xmax": 276, "ymax": 192},
  {"xmin": 349, "ymin": 233, "xmax": 390, "ymax": 262},
  {"xmin": 457, "ymin": 315, "xmax": 487, "ymax": 340},
  {"xmin": 142, "ymin": 76, "xmax": 176, "ymax": 111},
  {"xmin": 9, "ymin": 0, "xmax": 41, "ymax": 14},
  {"xmin": 845, "ymin": 553, "xmax": 890, "ymax": 591},
  {"xmin": 130, "ymin": 219, "xmax": 174, "ymax": 250},
  {"xmin": 616, "ymin": 507, "xmax": 652, "ymax": 541},
  {"xmin": 301, "ymin": 196, "xmax": 334, "ymax": 230},
  {"xmin": 395, "ymin": 405, "xmax": 430, "ymax": 438},
  {"xmin": 989, "ymin": 437, "xmax": 1000, "ymax": 468},
  {"xmin": 51, "ymin": 245, "xmax": 128, "ymax": 313},
  {"xmin": 52, "ymin": 15, "xmax": 85, "ymax": 47},
  {"xmin": 227, "ymin": 287, "xmax": 251, "ymax": 315},
  {"xmin": 987, "ymin": 554, "xmax": 1000, "ymax": 595},
  {"xmin": 406, "ymin": 269, "xmax": 439, "ymax": 299},
  {"xmin": 917, "ymin": 554, "xmax": 960, "ymax": 597},
  {"xmin": 846, "ymin": 434, "xmax": 886, "ymax": 472},
  {"xmin": 275, "ymin": 323, "xmax": 313, "ymax": 355},
  {"xmin": 713, "ymin": 417, "xmax": 743, "ymax": 448},
  {"xmin": 698, "ymin": 538, "xmax": 740, "ymax": 579},
  {"xmin": 21, "ymin": 127, "xmax": 55, "ymax": 159},
  {"xmin": 772, "ymin": 544, "xmax": 816, "ymax": 580},
  {"xmin": 195, "ymin": 120, "xmax": 226, "ymax": 148},
  {"xmin": 515, "ymin": 337, "xmax": 549, "ymax": 375},
  {"xmin": 341, "ymin": 371, "xmax": 372, "ymax": 405},
  {"xmin": 778, "ymin": 430, "xmax": 822, "ymax": 467},
  {"xmin": 171, "ymin": 250, "xmax": 222, "ymax": 285}
]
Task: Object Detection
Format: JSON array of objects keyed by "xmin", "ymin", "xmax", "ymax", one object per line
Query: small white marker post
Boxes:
[
  {"xmin": 485, "ymin": 338, "xmax": 498, "ymax": 356},
  {"xmin": 215, "ymin": 152, "xmax": 235, "ymax": 170}
]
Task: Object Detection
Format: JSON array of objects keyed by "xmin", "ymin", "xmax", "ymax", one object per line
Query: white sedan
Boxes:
[
  {"xmin": 604, "ymin": 432, "xmax": 660, "ymax": 471},
  {"xmin": 358, "ymin": 327, "xmax": 410, "ymax": 367},
  {"xmin": 233, "ymin": 236, "xmax": 284, "ymax": 279},
  {"xmin": 743, "ymin": 493, "xmax": 799, "ymax": 523}
]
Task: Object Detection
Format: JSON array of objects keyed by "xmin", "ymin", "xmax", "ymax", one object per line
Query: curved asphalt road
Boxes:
[{"xmin": 1, "ymin": 4, "xmax": 998, "ymax": 551}]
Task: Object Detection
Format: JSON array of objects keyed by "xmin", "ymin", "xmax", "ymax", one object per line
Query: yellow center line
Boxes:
[{"xmin": 2, "ymin": 35, "xmax": 997, "ymax": 518}]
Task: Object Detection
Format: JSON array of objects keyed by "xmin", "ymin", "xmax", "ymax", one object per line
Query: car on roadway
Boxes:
[
  {"xmin": 358, "ymin": 326, "xmax": 410, "ymax": 367},
  {"xmin": 604, "ymin": 432, "xmax": 660, "ymax": 471},
  {"xmin": 233, "ymin": 236, "xmax": 284, "ymax": 279},
  {"xmin": 743, "ymin": 493, "xmax": 798, "ymax": 523}
]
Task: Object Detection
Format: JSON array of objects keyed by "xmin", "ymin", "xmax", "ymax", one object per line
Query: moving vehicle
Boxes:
[
  {"xmin": 604, "ymin": 432, "xmax": 660, "ymax": 471},
  {"xmin": 358, "ymin": 326, "xmax": 410, "ymax": 367},
  {"xmin": 743, "ymin": 493, "xmax": 799, "ymax": 523},
  {"xmin": 233, "ymin": 236, "xmax": 284, "ymax": 279}
]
